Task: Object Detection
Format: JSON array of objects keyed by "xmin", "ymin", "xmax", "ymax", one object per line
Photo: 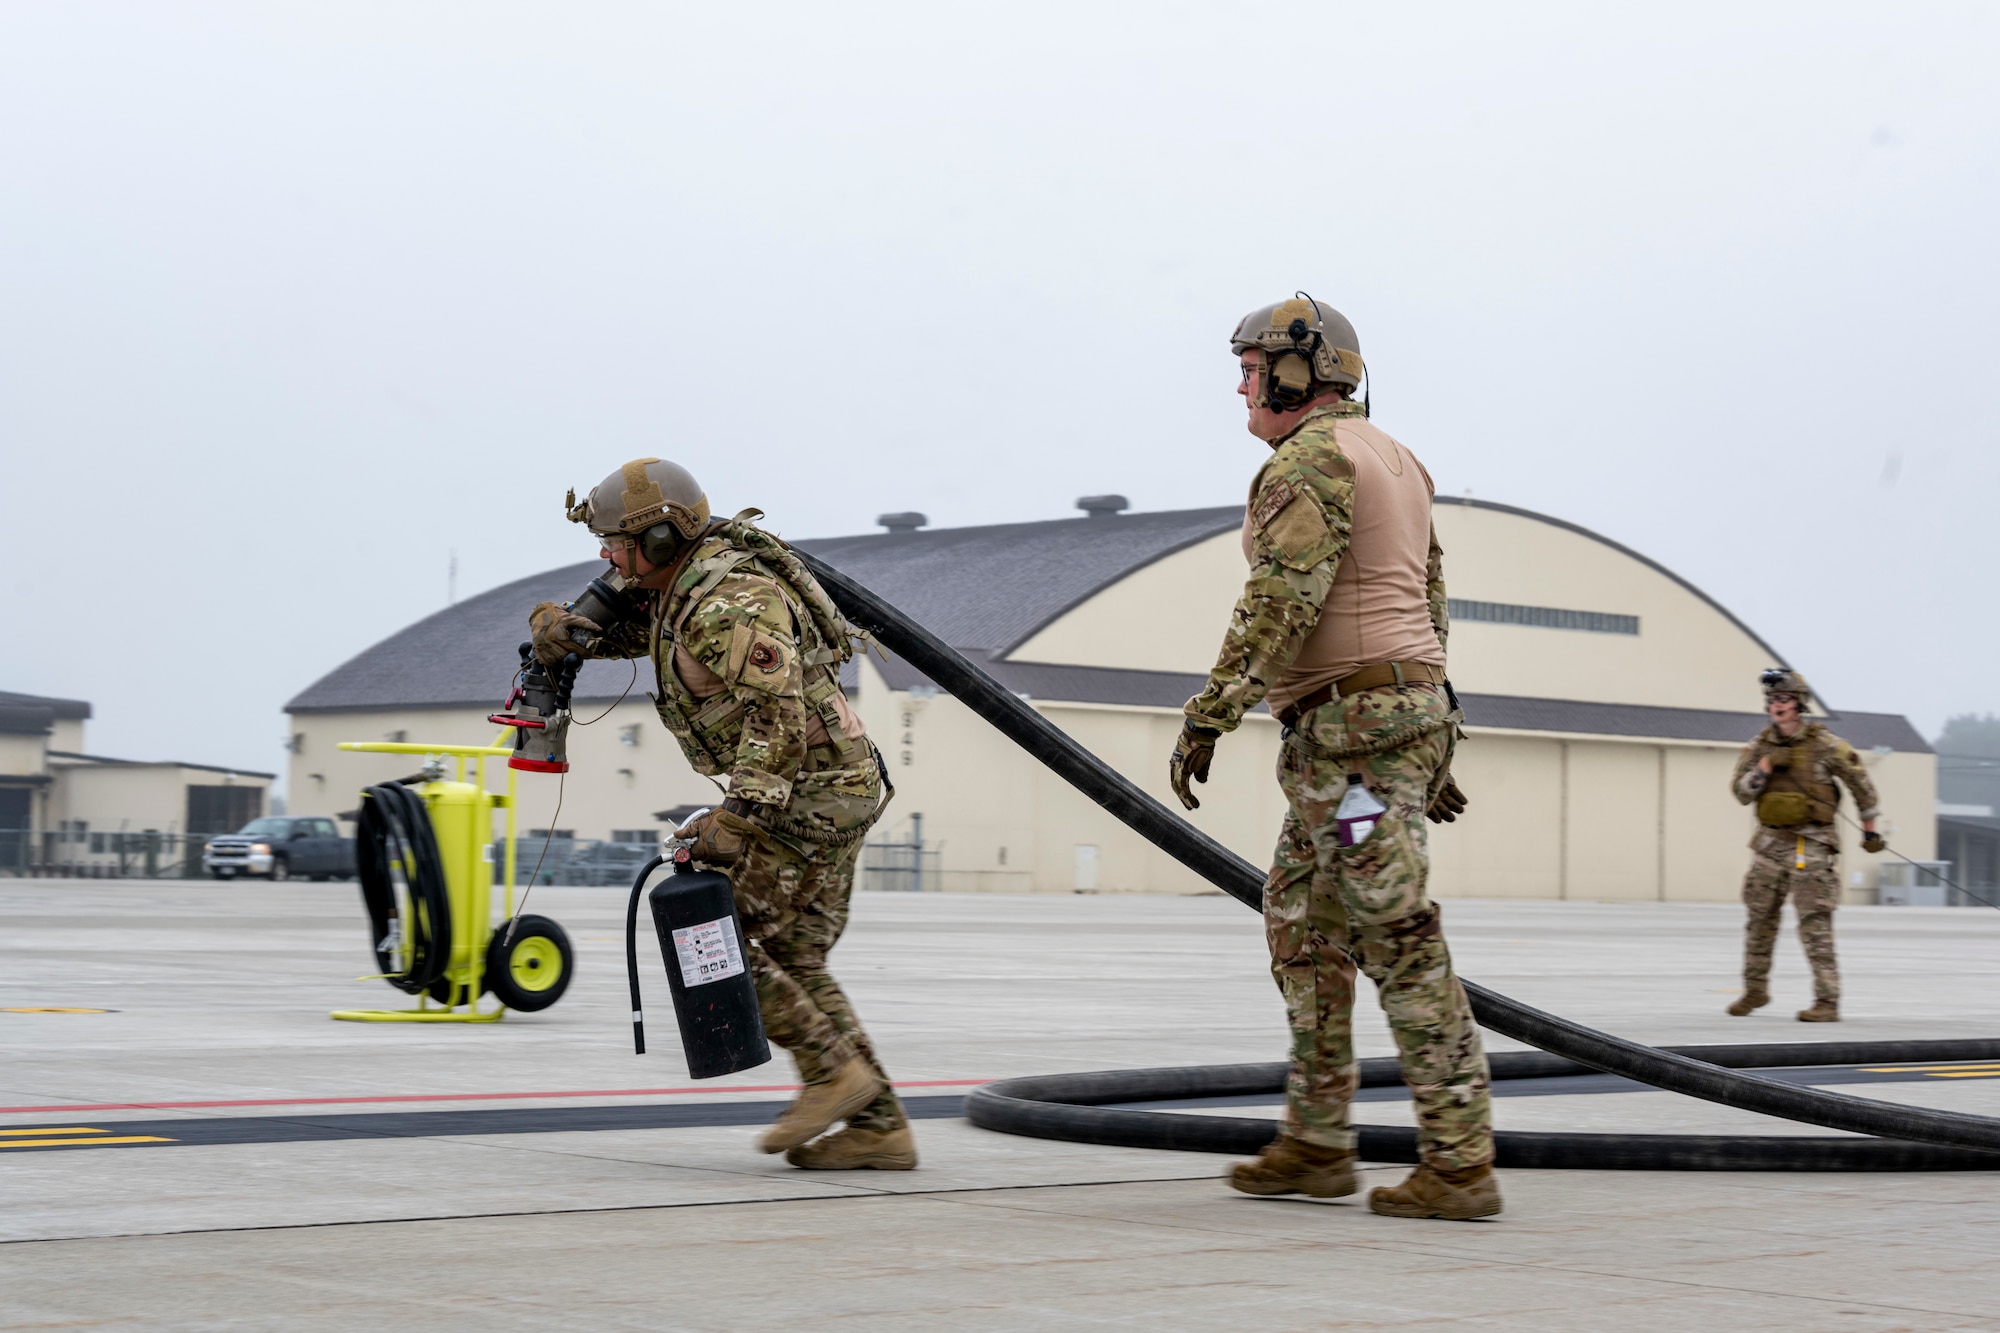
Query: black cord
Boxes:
[
  {"xmin": 505, "ymin": 770, "xmax": 566, "ymax": 947},
  {"xmin": 572, "ymin": 660, "xmax": 639, "ymax": 726}
]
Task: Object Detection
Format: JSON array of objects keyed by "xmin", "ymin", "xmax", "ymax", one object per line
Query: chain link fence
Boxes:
[
  {"xmin": 0, "ymin": 827, "xmax": 214, "ymax": 879},
  {"xmin": 512, "ymin": 836, "xmax": 662, "ymax": 887}
]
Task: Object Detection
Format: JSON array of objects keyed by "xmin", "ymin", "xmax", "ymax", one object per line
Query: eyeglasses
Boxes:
[{"xmin": 596, "ymin": 532, "xmax": 635, "ymax": 553}]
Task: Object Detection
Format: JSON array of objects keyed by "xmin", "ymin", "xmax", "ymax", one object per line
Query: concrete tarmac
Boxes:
[{"xmin": 3, "ymin": 880, "xmax": 1999, "ymax": 1330}]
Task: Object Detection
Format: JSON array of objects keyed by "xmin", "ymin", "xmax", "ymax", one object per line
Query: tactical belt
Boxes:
[
  {"xmin": 748, "ymin": 743, "xmax": 890, "ymax": 848},
  {"xmin": 1273, "ymin": 661, "xmax": 1445, "ymax": 728}
]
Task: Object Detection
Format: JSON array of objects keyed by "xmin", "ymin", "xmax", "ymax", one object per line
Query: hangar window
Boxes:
[{"xmin": 1449, "ymin": 599, "xmax": 1638, "ymax": 636}]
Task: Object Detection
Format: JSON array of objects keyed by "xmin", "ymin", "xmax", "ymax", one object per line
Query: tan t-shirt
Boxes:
[{"xmin": 1246, "ymin": 416, "xmax": 1444, "ymax": 715}]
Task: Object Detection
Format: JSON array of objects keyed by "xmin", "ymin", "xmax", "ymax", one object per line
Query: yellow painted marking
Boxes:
[
  {"xmin": 0, "ymin": 1127, "xmax": 107, "ymax": 1136},
  {"xmin": 0, "ymin": 1136, "xmax": 174, "ymax": 1148},
  {"xmin": 1918, "ymin": 1070, "xmax": 2000, "ymax": 1079},
  {"xmin": 1861, "ymin": 1063, "xmax": 2000, "ymax": 1075},
  {"xmin": 2, "ymin": 1007, "xmax": 113, "ymax": 1014}
]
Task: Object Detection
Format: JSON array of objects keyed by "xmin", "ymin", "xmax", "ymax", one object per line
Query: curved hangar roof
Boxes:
[
  {"xmin": 286, "ymin": 500, "xmax": 1926, "ymax": 753},
  {"xmin": 285, "ymin": 506, "xmax": 1243, "ymax": 715}
]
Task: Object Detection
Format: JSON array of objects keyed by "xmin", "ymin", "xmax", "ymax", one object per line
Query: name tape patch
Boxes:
[{"xmin": 1251, "ymin": 477, "xmax": 1298, "ymax": 530}]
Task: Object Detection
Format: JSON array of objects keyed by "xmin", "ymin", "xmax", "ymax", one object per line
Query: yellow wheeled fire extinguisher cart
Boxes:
[{"xmin": 331, "ymin": 738, "xmax": 573, "ymax": 1023}]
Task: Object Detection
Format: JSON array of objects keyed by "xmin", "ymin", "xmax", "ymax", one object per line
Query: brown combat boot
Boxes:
[
  {"xmin": 1797, "ymin": 1001, "xmax": 1840, "ymax": 1022},
  {"xmin": 785, "ymin": 1124, "xmax": 918, "ymax": 1170},
  {"xmin": 758, "ymin": 1060, "xmax": 886, "ymax": 1154},
  {"xmin": 1727, "ymin": 989, "xmax": 1771, "ymax": 1017},
  {"xmin": 1368, "ymin": 1163, "xmax": 1502, "ymax": 1220},
  {"xmin": 1228, "ymin": 1136, "xmax": 1358, "ymax": 1198}
]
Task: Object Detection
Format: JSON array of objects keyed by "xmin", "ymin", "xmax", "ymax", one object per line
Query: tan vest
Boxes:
[{"xmin": 1246, "ymin": 417, "xmax": 1444, "ymax": 715}]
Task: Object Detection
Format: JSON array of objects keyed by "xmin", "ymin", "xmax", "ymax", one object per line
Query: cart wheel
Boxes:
[{"xmin": 485, "ymin": 915, "xmax": 573, "ymax": 1012}]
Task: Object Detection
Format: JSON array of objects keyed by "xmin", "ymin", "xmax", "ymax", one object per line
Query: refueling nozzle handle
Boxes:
[{"xmin": 554, "ymin": 652, "xmax": 582, "ymax": 711}]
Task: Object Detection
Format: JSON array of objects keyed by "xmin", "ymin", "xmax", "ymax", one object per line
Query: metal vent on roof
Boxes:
[
  {"xmin": 1076, "ymin": 495, "xmax": 1129, "ymax": 518},
  {"xmin": 876, "ymin": 512, "xmax": 928, "ymax": 533}
]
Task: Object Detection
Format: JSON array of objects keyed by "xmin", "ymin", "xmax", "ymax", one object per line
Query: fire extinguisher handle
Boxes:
[{"xmin": 625, "ymin": 854, "xmax": 668, "ymax": 1055}]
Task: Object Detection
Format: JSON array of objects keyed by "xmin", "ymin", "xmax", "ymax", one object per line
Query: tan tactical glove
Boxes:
[
  {"xmin": 1426, "ymin": 776, "xmax": 1469, "ymax": 824},
  {"xmin": 675, "ymin": 801, "xmax": 763, "ymax": 867},
  {"xmin": 528, "ymin": 601, "xmax": 601, "ymax": 669},
  {"xmin": 1170, "ymin": 721, "xmax": 1219, "ymax": 811},
  {"xmin": 1861, "ymin": 832, "xmax": 1887, "ymax": 854}
]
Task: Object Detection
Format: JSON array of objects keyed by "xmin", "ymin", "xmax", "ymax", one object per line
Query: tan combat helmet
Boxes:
[
  {"xmin": 1759, "ymin": 668, "xmax": 1814, "ymax": 708},
  {"xmin": 1230, "ymin": 293, "xmax": 1365, "ymax": 410},
  {"xmin": 566, "ymin": 458, "xmax": 712, "ymax": 562}
]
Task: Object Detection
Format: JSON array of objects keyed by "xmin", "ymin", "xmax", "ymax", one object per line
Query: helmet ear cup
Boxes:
[
  {"xmin": 1267, "ymin": 351, "xmax": 1315, "ymax": 410},
  {"xmin": 639, "ymin": 523, "xmax": 684, "ymax": 566}
]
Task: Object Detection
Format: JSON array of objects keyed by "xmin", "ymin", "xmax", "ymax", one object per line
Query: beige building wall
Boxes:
[
  {"xmin": 853, "ymin": 666, "xmax": 1936, "ymax": 902},
  {"xmin": 1429, "ymin": 732, "xmax": 1933, "ymax": 905},
  {"xmin": 1011, "ymin": 530, "xmax": 1251, "ymax": 674},
  {"xmin": 45, "ymin": 761, "xmax": 271, "ymax": 834},
  {"xmin": 0, "ymin": 733, "xmax": 46, "ymax": 778}
]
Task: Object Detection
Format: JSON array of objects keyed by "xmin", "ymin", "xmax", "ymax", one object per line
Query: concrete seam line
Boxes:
[{"xmin": 0, "ymin": 1176, "xmax": 1221, "ymax": 1247}]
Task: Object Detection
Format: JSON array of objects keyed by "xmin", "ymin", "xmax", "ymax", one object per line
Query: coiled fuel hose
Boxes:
[
  {"xmin": 798, "ymin": 550, "xmax": 2000, "ymax": 1170},
  {"xmin": 354, "ymin": 782, "xmax": 453, "ymax": 996}
]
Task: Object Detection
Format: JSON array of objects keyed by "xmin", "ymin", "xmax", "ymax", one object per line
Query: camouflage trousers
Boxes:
[
  {"xmin": 1264, "ymin": 683, "xmax": 1493, "ymax": 1170},
  {"xmin": 732, "ymin": 760, "xmax": 904, "ymax": 1132},
  {"xmin": 1741, "ymin": 827, "xmax": 1841, "ymax": 1005}
]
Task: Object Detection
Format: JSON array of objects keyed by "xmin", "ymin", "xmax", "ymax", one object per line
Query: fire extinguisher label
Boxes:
[{"xmin": 672, "ymin": 916, "xmax": 745, "ymax": 988}]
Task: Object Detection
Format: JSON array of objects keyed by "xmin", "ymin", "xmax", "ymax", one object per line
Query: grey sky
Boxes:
[{"xmin": 4, "ymin": 3, "xmax": 1996, "ymax": 781}]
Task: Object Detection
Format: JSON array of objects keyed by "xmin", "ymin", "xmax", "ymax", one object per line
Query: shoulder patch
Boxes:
[{"xmin": 1251, "ymin": 478, "xmax": 1298, "ymax": 531}]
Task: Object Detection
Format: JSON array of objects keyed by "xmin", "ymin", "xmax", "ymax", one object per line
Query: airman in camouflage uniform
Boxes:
[
  {"xmin": 531, "ymin": 459, "xmax": 913, "ymax": 1169},
  {"xmin": 1172, "ymin": 297, "xmax": 1496, "ymax": 1221},
  {"xmin": 1728, "ymin": 670, "xmax": 1886, "ymax": 1023}
]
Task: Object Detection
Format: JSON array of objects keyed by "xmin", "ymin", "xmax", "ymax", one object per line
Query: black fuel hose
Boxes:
[
  {"xmin": 971, "ymin": 1044, "xmax": 2000, "ymax": 1171},
  {"xmin": 797, "ymin": 550, "xmax": 2000, "ymax": 1163},
  {"xmin": 354, "ymin": 782, "xmax": 452, "ymax": 995}
]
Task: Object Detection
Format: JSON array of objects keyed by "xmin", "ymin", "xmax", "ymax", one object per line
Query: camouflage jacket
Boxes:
[
  {"xmin": 593, "ymin": 524, "xmax": 863, "ymax": 811},
  {"xmin": 1731, "ymin": 721, "xmax": 1881, "ymax": 849},
  {"xmin": 1184, "ymin": 400, "xmax": 1448, "ymax": 733}
]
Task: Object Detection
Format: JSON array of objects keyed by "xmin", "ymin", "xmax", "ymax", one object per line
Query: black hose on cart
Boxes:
[
  {"xmin": 354, "ymin": 782, "xmax": 452, "ymax": 996},
  {"xmin": 798, "ymin": 550, "xmax": 2000, "ymax": 1169}
]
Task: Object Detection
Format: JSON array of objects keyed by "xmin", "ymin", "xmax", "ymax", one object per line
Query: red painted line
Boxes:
[{"xmin": 0, "ymin": 1078, "xmax": 990, "ymax": 1116}]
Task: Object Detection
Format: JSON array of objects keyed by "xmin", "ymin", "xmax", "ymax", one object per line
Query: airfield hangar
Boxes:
[{"xmin": 285, "ymin": 497, "xmax": 1934, "ymax": 903}]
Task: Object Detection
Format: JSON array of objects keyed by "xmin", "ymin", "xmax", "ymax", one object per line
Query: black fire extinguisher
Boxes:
[{"xmin": 623, "ymin": 818, "xmax": 771, "ymax": 1079}]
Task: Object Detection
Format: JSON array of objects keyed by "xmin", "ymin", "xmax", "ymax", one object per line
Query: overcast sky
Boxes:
[{"xmin": 4, "ymin": 2, "xmax": 1996, "ymax": 782}]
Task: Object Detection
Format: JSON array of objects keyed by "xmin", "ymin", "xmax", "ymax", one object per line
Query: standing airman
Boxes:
[
  {"xmin": 1172, "ymin": 296, "xmax": 1496, "ymax": 1220},
  {"xmin": 1728, "ymin": 669, "xmax": 1886, "ymax": 1023}
]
